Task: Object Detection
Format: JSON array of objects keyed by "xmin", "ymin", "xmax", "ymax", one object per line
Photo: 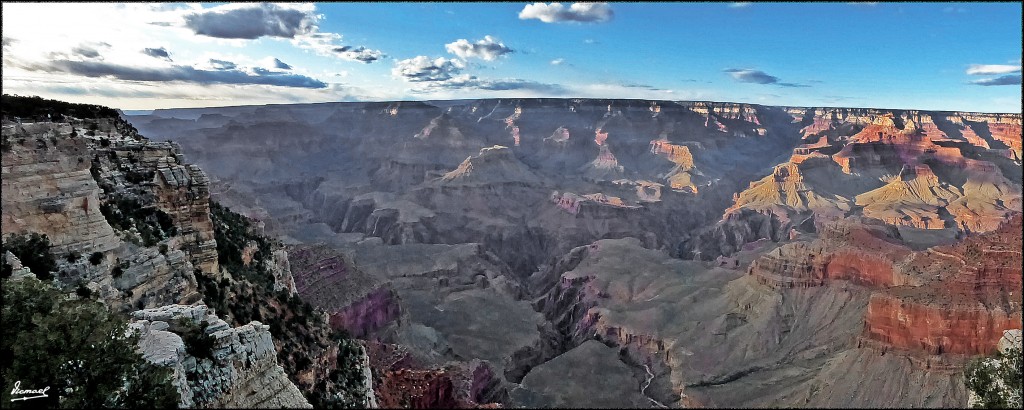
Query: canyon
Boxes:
[
  {"xmin": 2, "ymin": 97, "xmax": 1018, "ymax": 408},
  {"xmin": 121, "ymin": 98, "xmax": 1021, "ymax": 408}
]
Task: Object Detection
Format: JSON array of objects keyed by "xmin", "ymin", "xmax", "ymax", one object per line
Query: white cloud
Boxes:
[
  {"xmin": 392, "ymin": 56, "xmax": 465, "ymax": 82},
  {"xmin": 729, "ymin": 3, "xmax": 752, "ymax": 8},
  {"xmin": 551, "ymin": 58, "xmax": 565, "ymax": 65},
  {"xmin": 445, "ymin": 36, "xmax": 513, "ymax": 61},
  {"xmin": 291, "ymin": 32, "xmax": 385, "ymax": 63},
  {"xmin": 181, "ymin": 3, "xmax": 318, "ymax": 40},
  {"xmin": 519, "ymin": 2, "xmax": 613, "ymax": 23},
  {"xmin": 966, "ymin": 64, "xmax": 1022, "ymax": 75}
]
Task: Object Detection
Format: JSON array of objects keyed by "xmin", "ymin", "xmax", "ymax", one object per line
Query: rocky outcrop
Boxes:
[
  {"xmin": 441, "ymin": 145, "xmax": 541, "ymax": 185},
  {"xmin": 270, "ymin": 249, "xmax": 298, "ymax": 295},
  {"xmin": 96, "ymin": 140, "xmax": 220, "ymax": 276},
  {"xmin": 1, "ymin": 122, "xmax": 119, "ymax": 255},
  {"xmin": 374, "ymin": 361, "xmax": 501, "ymax": 409},
  {"xmin": 130, "ymin": 304, "xmax": 312, "ymax": 408},
  {"xmin": 680, "ymin": 208, "xmax": 793, "ymax": 260},
  {"xmin": 748, "ymin": 218, "xmax": 916, "ymax": 289}
]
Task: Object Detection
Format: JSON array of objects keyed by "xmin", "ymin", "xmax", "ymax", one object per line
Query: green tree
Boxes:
[
  {"xmin": 1, "ymin": 233, "xmax": 57, "ymax": 280},
  {"xmin": 0, "ymin": 277, "xmax": 179, "ymax": 408},
  {"xmin": 965, "ymin": 342, "xmax": 1023, "ymax": 408}
]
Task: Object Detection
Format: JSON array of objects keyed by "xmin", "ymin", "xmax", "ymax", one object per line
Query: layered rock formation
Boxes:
[
  {"xmin": 130, "ymin": 304, "xmax": 312, "ymax": 408},
  {"xmin": 2, "ymin": 122, "xmax": 119, "ymax": 255},
  {"xmin": 862, "ymin": 215, "xmax": 1023, "ymax": 357},
  {"xmin": 748, "ymin": 214, "xmax": 1022, "ymax": 359},
  {"xmin": 724, "ymin": 107, "xmax": 1021, "ymax": 252},
  {"xmin": 287, "ymin": 244, "xmax": 401, "ymax": 338},
  {"xmin": 93, "ymin": 139, "xmax": 220, "ymax": 276},
  {"xmin": 2, "ymin": 99, "xmax": 375, "ymax": 410},
  {"xmin": 122, "ymin": 99, "xmax": 1021, "ymax": 409}
]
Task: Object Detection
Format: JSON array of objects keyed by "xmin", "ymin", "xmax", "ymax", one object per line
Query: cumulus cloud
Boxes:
[
  {"xmin": 970, "ymin": 75, "xmax": 1021, "ymax": 86},
  {"xmin": 143, "ymin": 47, "xmax": 172, "ymax": 61},
  {"xmin": 288, "ymin": 31, "xmax": 385, "ymax": 64},
  {"xmin": 551, "ymin": 58, "xmax": 565, "ymax": 65},
  {"xmin": 966, "ymin": 64, "xmax": 1021, "ymax": 75},
  {"xmin": 17, "ymin": 59, "xmax": 327, "ymax": 88},
  {"xmin": 271, "ymin": 58, "xmax": 292, "ymax": 70},
  {"xmin": 724, "ymin": 68, "xmax": 809, "ymax": 87},
  {"xmin": 183, "ymin": 3, "xmax": 317, "ymax": 39},
  {"xmin": 519, "ymin": 2, "xmax": 613, "ymax": 23},
  {"xmin": 444, "ymin": 36, "xmax": 513, "ymax": 61},
  {"xmin": 392, "ymin": 56, "xmax": 465, "ymax": 82},
  {"xmin": 208, "ymin": 59, "xmax": 238, "ymax": 70},
  {"xmin": 331, "ymin": 46, "xmax": 385, "ymax": 63}
]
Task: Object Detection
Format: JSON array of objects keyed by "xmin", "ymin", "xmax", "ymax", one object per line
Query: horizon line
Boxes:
[{"xmin": 113, "ymin": 97, "xmax": 1024, "ymax": 116}]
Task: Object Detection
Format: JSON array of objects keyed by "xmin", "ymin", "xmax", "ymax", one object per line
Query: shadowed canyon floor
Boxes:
[{"xmin": 125, "ymin": 99, "xmax": 1022, "ymax": 407}]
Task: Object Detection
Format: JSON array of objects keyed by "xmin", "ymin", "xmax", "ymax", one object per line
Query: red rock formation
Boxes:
[
  {"xmin": 988, "ymin": 122, "xmax": 1022, "ymax": 159},
  {"xmin": 750, "ymin": 215, "xmax": 1022, "ymax": 357},
  {"xmin": 367, "ymin": 341, "xmax": 501, "ymax": 409},
  {"xmin": 649, "ymin": 140, "xmax": 695, "ymax": 168},
  {"xmin": 748, "ymin": 219, "xmax": 915, "ymax": 289},
  {"xmin": 864, "ymin": 216, "xmax": 1022, "ymax": 356},
  {"xmin": 864, "ymin": 291, "xmax": 1021, "ymax": 356},
  {"xmin": 594, "ymin": 128, "xmax": 608, "ymax": 146},
  {"xmin": 730, "ymin": 108, "xmax": 1020, "ymax": 235}
]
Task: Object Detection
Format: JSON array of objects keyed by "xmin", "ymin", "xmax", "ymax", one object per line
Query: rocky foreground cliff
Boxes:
[{"xmin": 1, "ymin": 96, "xmax": 375, "ymax": 408}]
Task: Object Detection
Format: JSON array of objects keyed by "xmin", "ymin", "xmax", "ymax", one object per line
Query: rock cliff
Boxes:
[
  {"xmin": 2, "ymin": 121, "xmax": 119, "ymax": 255},
  {"xmin": 130, "ymin": 304, "xmax": 312, "ymax": 408},
  {"xmin": 2, "ymin": 97, "xmax": 373, "ymax": 409}
]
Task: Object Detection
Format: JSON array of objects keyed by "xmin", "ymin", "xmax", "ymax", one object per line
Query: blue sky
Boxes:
[{"xmin": 2, "ymin": 2, "xmax": 1020, "ymax": 112}]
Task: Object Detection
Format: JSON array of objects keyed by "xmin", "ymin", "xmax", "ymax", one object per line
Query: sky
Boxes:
[{"xmin": 1, "ymin": 2, "xmax": 1021, "ymax": 112}]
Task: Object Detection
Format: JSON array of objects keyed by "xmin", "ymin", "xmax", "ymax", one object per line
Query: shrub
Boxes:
[
  {"xmin": 89, "ymin": 251, "xmax": 104, "ymax": 265},
  {"xmin": 210, "ymin": 201, "xmax": 274, "ymax": 288},
  {"xmin": 177, "ymin": 319, "xmax": 216, "ymax": 360},
  {"xmin": 66, "ymin": 251, "xmax": 81, "ymax": 263},
  {"xmin": 0, "ymin": 277, "xmax": 178, "ymax": 408},
  {"xmin": 965, "ymin": 343, "xmax": 1022, "ymax": 408},
  {"xmin": 159, "ymin": 244, "xmax": 169, "ymax": 255},
  {"xmin": 75, "ymin": 283, "xmax": 92, "ymax": 299},
  {"xmin": 2, "ymin": 233, "xmax": 57, "ymax": 280},
  {"xmin": 100, "ymin": 196, "xmax": 177, "ymax": 247}
]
